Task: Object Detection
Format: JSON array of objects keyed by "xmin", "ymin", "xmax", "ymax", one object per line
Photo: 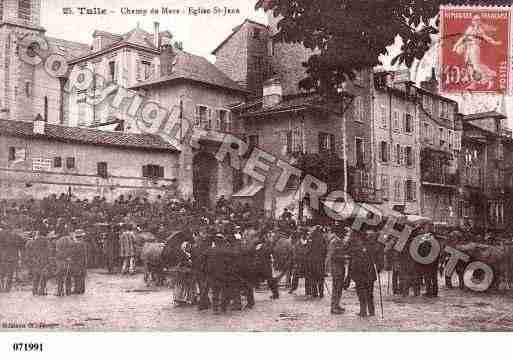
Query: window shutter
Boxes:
[
  {"xmin": 159, "ymin": 166, "xmax": 164, "ymax": 178},
  {"xmin": 318, "ymin": 132, "xmax": 324, "ymax": 152},
  {"xmin": 286, "ymin": 131, "xmax": 292, "ymax": 154},
  {"xmin": 330, "ymin": 134, "xmax": 335, "ymax": 153},
  {"xmin": 142, "ymin": 165, "xmax": 148, "ymax": 177},
  {"xmin": 8, "ymin": 147, "xmax": 15, "ymax": 161},
  {"xmin": 412, "ymin": 181, "xmax": 417, "ymax": 201},
  {"xmin": 194, "ymin": 106, "xmax": 200, "ymax": 126},
  {"xmin": 151, "ymin": 63, "xmax": 156, "ymax": 79},
  {"xmin": 136, "ymin": 59, "xmax": 141, "ymax": 81}
]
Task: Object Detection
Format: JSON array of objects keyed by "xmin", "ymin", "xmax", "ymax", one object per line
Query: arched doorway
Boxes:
[{"xmin": 193, "ymin": 152, "xmax": 218, "ymax": 208}]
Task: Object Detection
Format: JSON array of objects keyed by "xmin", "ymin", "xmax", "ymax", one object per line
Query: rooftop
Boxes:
[
  {"xmin": 212, "ymin": 18, "xmax": 268, "ymax": 55},
  {"xmin": 462, "ymin": 111, "xmax": 507, "ymax": 121},
  {"xmin": 129, "ymin": 49, "xmax": 248, "ymax": 94},
  {"xmin": 0, "ymin": 119, "xmax": 178, "ymax": 152},
  {"xmin": 69, "ymin": 26, "xmax": 162, "ymax": 64}
]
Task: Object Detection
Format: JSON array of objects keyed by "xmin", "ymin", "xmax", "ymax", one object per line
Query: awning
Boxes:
[{"xmin": 232, "ymin": 182, "xmax": 263, "ymax": 198}]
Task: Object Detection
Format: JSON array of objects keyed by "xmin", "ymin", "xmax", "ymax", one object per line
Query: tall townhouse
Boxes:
[
  {"xmin": 415, "ymin": 72, "xmax": 461, "ymax": 226},
  {"xmin": 460, "ymin": 111, "xmax": 508, "ymax": 233},
  {"xmin": 372, "ymin": 71, "xmax": 421, "ymax": 215},
  {"xmin": 67, "ymin": 22, "xmax": 173, "ymax": 131}
]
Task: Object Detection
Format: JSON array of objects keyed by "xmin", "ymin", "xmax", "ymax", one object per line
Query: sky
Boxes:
[{"xmin": 40, "ymin": 0, "xmax": 512, "ymax": 125}]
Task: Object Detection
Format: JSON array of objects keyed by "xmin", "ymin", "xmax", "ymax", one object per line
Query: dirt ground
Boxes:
[{"xmin": 1, "ymin": 269, "xmax": 513, "ymax": 331}]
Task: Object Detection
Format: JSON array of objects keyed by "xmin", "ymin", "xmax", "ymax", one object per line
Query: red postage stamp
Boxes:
[{"xmin": 440, "ymin": 6, "xmax": 511, "ymax": 94}]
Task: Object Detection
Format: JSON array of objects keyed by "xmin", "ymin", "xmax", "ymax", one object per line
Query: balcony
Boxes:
[
  {"xmin": 420, "ymin": 148, "xmax": 458, "ymax": 188},
  {"xmin": 421, "ymin": 171, "xmax": 459, "ymax": 187},
  {"xmin": 350, "ymin": 169, "xmax": 382, "ymax": 203},
  {"xmin": 463, "ymin": 167, "xmax": 483, "ymax": 189}
]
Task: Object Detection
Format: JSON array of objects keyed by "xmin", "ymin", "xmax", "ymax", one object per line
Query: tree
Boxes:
[{"xmin": 255, "ymin": 0, "xmax": 511, "ymax": 96}]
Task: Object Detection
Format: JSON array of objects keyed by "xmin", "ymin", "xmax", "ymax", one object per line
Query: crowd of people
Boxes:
[{"xmin": 0, "ymin": 192, "xmax": 497, "ymax": 318}]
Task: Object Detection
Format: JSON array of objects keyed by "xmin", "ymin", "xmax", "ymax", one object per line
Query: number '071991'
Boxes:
[{"xmin": 12, "ymin": 343, "xmax": 43, "ymax": 352}]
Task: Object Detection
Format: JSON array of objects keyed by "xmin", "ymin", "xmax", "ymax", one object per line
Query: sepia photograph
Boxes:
[{"xmin": 1, "ymin": 0, "xmax": 513, "ymax": 356}]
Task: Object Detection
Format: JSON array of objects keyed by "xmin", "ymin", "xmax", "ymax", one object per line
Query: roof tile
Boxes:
[{"xmin": 0, "ymin": 119, "xmax": 178, "ymax": 152}]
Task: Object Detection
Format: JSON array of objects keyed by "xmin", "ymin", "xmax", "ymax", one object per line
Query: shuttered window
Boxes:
[
  {"xmin": 142, "ymin": 165, "xmax": 164, "ymax": 178},
  {"xmin": 97, "ymin": 162, "xmax": 108, "ymax": 178}
]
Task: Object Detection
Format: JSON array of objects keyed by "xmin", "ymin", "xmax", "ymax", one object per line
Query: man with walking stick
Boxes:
[{"xmin": 327, "ymin": 223, "xmax": 350, "ymax": 315}]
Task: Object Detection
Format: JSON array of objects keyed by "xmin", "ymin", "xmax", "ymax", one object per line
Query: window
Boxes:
[
  {"xmin": 254, "ymin": 56, "xmax": 264, "ymax": 73},
  {"xmin": 25, "ymin": 81, "xmax": 32, "ymax": 97},
  {"xmin": 423, "ymin": 95, "xmax": 432, "ymax": 113},
  {"xmin": 439, "ymin": 127, "xmax": 445, "ymax": 146},
  {"xmin": 393, "ymin": 110, "xmax": 400, "ymax": 131},
  {"xmin": 405, "ymin": 179, "xmax": 417, "ymax": 201},
  {"xmin": 354, "ymin": 97, "xmax": 364, "ymax": 122},
  {"xmin": 253, "ymin": 28, "xmax": 261, "ymax": 39},
  {"xmin": 380, "ymin": 106, "xmax": 387, "ymax": 127},
  {"xmin": 395, "ymin": 144, "xmax": 402, "ymax": 165},
  {"xmin": 405, "ymin": 146, "xmax": 414, "ymax": 167},
  {"xmin": 380, "ymin": 174, "xmax": 389, "ymax": 199},
  {"xmin": 97, "ymin": 162, "xmax": 108, "ymax": 178},
  {"xmin": 195, "ymin": 105, "xmax": 210, "ymax": 129},
  {"xmin": 319, "ymin": 132, "xmax": 335, "ymax": 153},
  {"xmin": 54, "ymin": 157, "xmax": 62, "ymax": 168},
  {"xmin": 217, "ymin": 109, "xmax": 230, "ymax": 132},
  {"xmin": 404, "ymin": 113, "xmax": 413, "ymax": 133},
  {"xmin": 355, "ymin": 137, "xmax": 364, "ymax": 166},
  {"xmin": 394, "ymin": 178, "xmax": 402, "ymax": 201},
  {"xmin": 8, "ymin": 147, "xmax": 26, "ymax": 162},
  {"xmin": 286, "ymin": 128, "xmax": 302, "ymax": 154},
  {"xmin": 66, "ymin": 157, "xmax": 75, "ymax": 169},
  {"xmin": 141, "ymin": 60, "xmax": 152, "ymax": 80},
  {"xmin": 108, "ymin": 61, "xmax": 116, "ymax": 83},
  {"xmin": 142, "ymin": 165, "xmax": 164, "ymax": 178},
  {"xmin": 18, "ymin": 0, "xmax": 31, "ymax": 21},
  {"xmin": 379, "ymin": 141, "xmax": 389, "ymax": 163}
]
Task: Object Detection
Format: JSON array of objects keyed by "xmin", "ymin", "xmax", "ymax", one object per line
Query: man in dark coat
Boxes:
[
  {"xmin": 0, "ymin": 225, "xmax": 25, "ymax": 292},
  {"xmin": 103, "ymin": 226, "xmax": 118, "ymax": 274},
  {"xmin": 54, "ymin": 229, "xmax": 74, "ymax": 296},
  {"xmin": 346, "ymin": 230, "xmax": 379, "ymax": 317},
  {"xmin": 191, "ymin": 230, "xmax": 213, "ymax": 311},
  {"xmin": 71, "ymin": 230, "xmax": 88, "ymax": 294},
  {"xmin": 328, "ymin": 226, "xmax": 349, "ymax": 314},
  {"xmin": 25, "ymin": 229, "xmax": 52, "ymax": 296},
  {"xmin": 306, "ymin": 226, "xmax": 328, "ymax": 298}
]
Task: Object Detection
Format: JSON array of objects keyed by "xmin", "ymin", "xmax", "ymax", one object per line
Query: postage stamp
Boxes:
[{"xmin": 440, "ymin": 6, "xmax": 511, "ymax": 94}]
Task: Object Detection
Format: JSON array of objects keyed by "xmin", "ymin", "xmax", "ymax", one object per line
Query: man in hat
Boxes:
[
  {"xmin": 26, "ymin": 227, "xmax": 51, "ymax": 296},
  {"xmin": 0, "ymin": 223, "xmax": 25, "ymax": 292},
  {"xmin": 345, "ymin": 230, "xmax": 379, "ymax": 317},
  {"xmin": 328, "ymin": 225, "xmax": 350, "ymax": 314},
  {"xmin": 71, "ymin": 229, "xmax": 88, "ymax": 294}
]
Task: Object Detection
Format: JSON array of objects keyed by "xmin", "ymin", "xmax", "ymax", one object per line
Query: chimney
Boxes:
[
  {"xmin": 262, "ymin": 77, "xmax": 282, "ymax": 108},
  {"xmin": 420, "ymin": 67, "xmax": 439, "ymax": 94},
  {"xmin": 154, "ymin": 22, "xmax": 160, "ymax": 48},
  {"xmin": 33, "ymin": 113, "xmax": 46, "ymax": 135}
]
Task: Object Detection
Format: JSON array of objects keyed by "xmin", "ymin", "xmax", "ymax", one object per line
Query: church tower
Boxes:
[{"xmin": 0, "ymin": 0, "xmax": 45, "ymax": 121}]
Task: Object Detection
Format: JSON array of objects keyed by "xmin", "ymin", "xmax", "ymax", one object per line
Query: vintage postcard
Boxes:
[{"xmin": 1, "ymin": 0, "xmax": 513, "ymax": 356}]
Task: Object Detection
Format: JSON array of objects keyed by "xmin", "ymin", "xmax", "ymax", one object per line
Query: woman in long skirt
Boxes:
[{"xmin": 173, "ymin": 241, "xmax": 197, "ymax": 306}]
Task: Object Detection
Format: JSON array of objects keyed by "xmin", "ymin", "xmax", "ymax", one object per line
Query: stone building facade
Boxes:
[
  {"xmin": 212, "ymin": 19, "xmax": 271, "ymax": 98},
  {"xmin": 372, "ymin": 72, "xmax": 421, "ymax": 215},
  {"xmin": 130, "ymin": 48, "xmax": 248, "ymax": 206},
  {"xmin": 0, "ymin": 117, "xmax": 179, "ymax": 201}
]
